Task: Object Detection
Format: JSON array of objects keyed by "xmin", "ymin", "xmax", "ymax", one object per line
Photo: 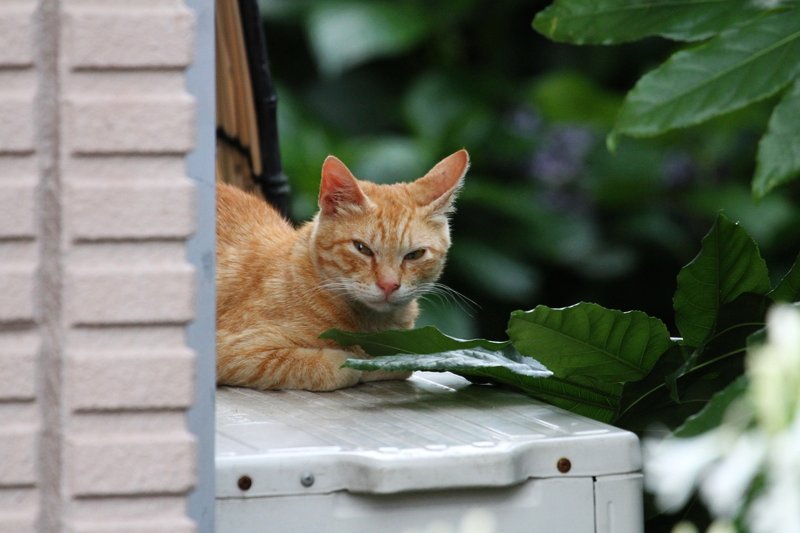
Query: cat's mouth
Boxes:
[
  {"xmin": 363, "ymin": 300, "xmax": 394, "ymax": 312},
  {"xmin": 358, "ymin": 293, "xmax": 411, "ymax": 313}
]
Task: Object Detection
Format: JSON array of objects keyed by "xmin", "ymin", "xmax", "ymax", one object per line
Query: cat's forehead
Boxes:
[
  {"xmin": 321, "ymin": 198, "xmax": 446, "ymax": 246},
  {"xmin": 358, "ymin": 180, "xmax": 417, "ymax": 206}
]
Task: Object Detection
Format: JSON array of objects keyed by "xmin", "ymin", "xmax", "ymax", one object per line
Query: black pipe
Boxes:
[{"xmin": 237, "ymin": 0, "xmax": 291, "ymax": 218}]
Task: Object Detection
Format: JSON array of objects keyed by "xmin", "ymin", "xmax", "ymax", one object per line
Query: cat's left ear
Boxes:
[
  {"xmin": 319, "ymin": 155, "xmax": 369, "ymax": 216},
  {"xmin": 412, "ymin": 149, "xmax": 469, "ymax": 215}
]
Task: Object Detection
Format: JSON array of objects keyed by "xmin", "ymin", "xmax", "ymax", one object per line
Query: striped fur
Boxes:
[{"xmin": 216, "ymin": 150, "xmax": 469, "ymax": 391}]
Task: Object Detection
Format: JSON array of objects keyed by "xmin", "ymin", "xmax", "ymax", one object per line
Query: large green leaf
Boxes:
[
  {"xmin": 673, "ymin": 375, "xmax": 748, "ymax": 438},
  {"xmin": 307, "ymin": 1, "xmax": 432, "ymax": 76},
  {"xmin": 673, "ymin": 214, "xmax": 770, "ymax": 347},
  {"xmin": 533, "ymin": 0, "xmax": 762, "ymax": 45},
  {"xmin": 753, "ymin": 80, "xmax": 800, "ymax": 197},
  {"xmin": 610, "ymin": 10, "xmax": 800, "ymax": 145},
  {"xmin": 343, "ymin": 346, "xmax": 620, "ymax": 422},
  {"xmin": 512, "ymin": 375, "xmax": 622, "ymax": 423},
  {"xmin": 661, "ymin": 292, "xmax": 767, "ymax": 410},
  {"xmin": 770, "ymin": 253, "xmax": 800, "ymax": 303},
  {"xmin": 615, "ymin": 344, "xmax": 688, "ymax": 431},
  {"xmin": 320, "ymin": 326, "xmax": 509, "ymax": 356},
  {"xmin": 325, "ymin": 324, "xmax": 623, "ymax": 422},
  {"xmin": 508, "ymin": 302, "xmax": 672, "ymax": 382},
  {"xmin": 344, "ymin": 347, "xmax": 551, "ymax": 378}
]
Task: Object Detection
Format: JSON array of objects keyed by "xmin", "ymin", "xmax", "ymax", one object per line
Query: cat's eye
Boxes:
[
  {"xmin": 404, "ymin": 249, "xmax": 426, "ymax": 261},
  {"xmin": 353, "ymin": 240, "xmax": 374, "ymax": 257}
]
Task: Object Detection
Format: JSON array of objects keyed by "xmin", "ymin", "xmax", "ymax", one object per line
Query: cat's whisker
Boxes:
[
  {"xmin": 315, "ymin": 279, "xmax": 352, "ymax": 297},
  {"xmin": 438, "ymin": 283, "xmax": 480, "ymax": 309},
  {"xmin": 415, "ymin": 282, "xmax": 479, "ymax": 317},
  {"xmin": 293, "ymin": 278, "xmax": 351, "ymax": 302}
]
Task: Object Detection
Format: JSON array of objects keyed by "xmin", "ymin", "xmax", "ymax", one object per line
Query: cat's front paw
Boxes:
[
  {"xmin": 307, "ymin": 349, "xmax": 362, "ymax": 391},
  {"xmin": 309, "ymin": 367, "xmax": 362, "ymax": 391}
]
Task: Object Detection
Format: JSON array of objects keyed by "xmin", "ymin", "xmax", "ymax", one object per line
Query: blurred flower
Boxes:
[
  {"xmin": 661, "ymin": 151, "xmax": 697, "ymax": 189},
  {"xmin": 645, "ymin": 430, "xmax": 726, "ymax": 510},
  {"xmin": 508, "ymin": 107, "xmax": 542, "ymax": 136},
  {"xmin": 672, "ymin": 522, "xmax": 700, "ymax": 533},
  {"xmin": 749, "ymin": 417, "xmax": 800, "ymax": 533},
  {"xmin": 531, "ymin": 126, "xmax": 594, "ymax": 187},
  {"xmin": 699, "ymin": 431, "xmax": 765, "ymax": 518},
  {"xmin": 645, "ymin": 304, "xmax": 800, "ymax": 533},
  {"xmin": 748, "ymin": 305, "xmax": 800, "ymax": 434},
  {"xmin": 707, "ymin": 521, "xmax": 735, "ymax": 533}
]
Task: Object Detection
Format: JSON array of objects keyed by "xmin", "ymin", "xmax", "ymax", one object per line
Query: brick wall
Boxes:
[{"xmin": 0, "ymin": 1, "xmax": 200, "ymax": 531}]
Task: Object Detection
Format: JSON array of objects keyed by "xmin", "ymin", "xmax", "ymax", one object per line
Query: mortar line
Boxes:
[{"xmin": 36, "ymin": 0, "xmax": 64, "ymax": 530}]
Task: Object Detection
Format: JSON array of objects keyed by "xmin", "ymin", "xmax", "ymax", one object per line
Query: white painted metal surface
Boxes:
[{"xmin": 216, "ymin": 372, "xmax": 643, "ymax": 532}]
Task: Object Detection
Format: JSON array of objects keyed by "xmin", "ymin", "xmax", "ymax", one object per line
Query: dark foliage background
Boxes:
[{"xmin": 258, "ymin": 0, "xmax": 800, "ymax": 341}]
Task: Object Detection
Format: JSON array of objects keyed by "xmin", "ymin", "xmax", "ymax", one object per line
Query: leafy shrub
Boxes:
[
  {"xmin": 261, "ymin": 0, "xmax": 800, "ymax": 342},
  {"xmin": 534, "ymin": 0, "xmax": 800, "ymax": 196}
]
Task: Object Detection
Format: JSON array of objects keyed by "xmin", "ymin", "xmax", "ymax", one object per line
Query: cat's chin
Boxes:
[{"xmin": 357, "ymin": 298, "xmax": 407, "ymax": 314}]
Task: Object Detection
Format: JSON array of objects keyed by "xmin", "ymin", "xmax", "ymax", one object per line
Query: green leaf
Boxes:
[
  {"xmin": 664, "ymin": 291, "xmax": 766, "ymax": 402},
  {"xmin": 770, "ymin": 252, "xmax": 800, "ymax": 302},
  {"xmin": 512, "ymin": 375, "xmax": 622, "ymax": 423},
  {"xmin": 307, "ymin": 1, "xmax": 432, "ymax": 76},
  {"xmin": 533, "ymin": 0, "xmax": 763, "ymax": 45},
  {"xmin": 673, "ymin": 375, "xmax": 749, "ymax": 438},
  {"xmin": 526, "ymin": 71, "xmax": 621, "ymax": 129},
  {"xmin": 346, "ymin": 348, "xmax": 619, "ymax": 423},
  {"xmin": 616, "ymin": 344, "xmax": 689, "ymax": 429},
  {"xmin": 753, "ymin": 80, "xmax": 800, "ymax": 197},
  {"xmin": 610, "ymin": 10, "xmax": 800, "ymax": 145},
  {"xmin": 320, "ymin": 326, "xmax": 509, "ymax": 356},
  {"xmin": 508, "ymin": 302, "xmax": 672, "ymax": 382},
  {"xmin": 325, "ymin": 324, "xmax": 622, "ymax": 422},
  {"xmin": 344, "ymin": 347, "xmax": 551, "ymax": 379},
  {"xmin": 674, "ymin": 214, "xmax": 770, "ymax": 347}
]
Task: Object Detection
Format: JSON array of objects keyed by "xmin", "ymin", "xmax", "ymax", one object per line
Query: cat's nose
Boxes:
[{"xmin": 376, "ymin": 279, "xmax": 401, "ymax": 298}]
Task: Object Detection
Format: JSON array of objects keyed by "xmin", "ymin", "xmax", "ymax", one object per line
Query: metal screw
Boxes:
[
  {"xmin": 237, "ymin": 475, "xmax": 252, "ymax": 491},
  {"xmin": 557, "ymin": 457, "xmax": 572, "ymax": 474},
  {"xmin": 300, "ymin": 472, "xmax": 315, "ymax": 487}
]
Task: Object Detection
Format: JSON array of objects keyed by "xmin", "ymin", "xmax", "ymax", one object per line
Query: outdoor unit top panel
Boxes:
[{"xmin": 216, "ymin": 372, "xmax": 641, "ymax": 498}]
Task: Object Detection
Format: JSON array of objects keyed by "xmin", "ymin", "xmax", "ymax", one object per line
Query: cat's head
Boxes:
[{"xmin": 310, "ymin": 150, "xmax": 469, "ymax": 313}]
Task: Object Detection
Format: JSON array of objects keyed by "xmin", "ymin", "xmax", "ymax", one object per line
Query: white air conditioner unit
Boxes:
[{"xmin": 216, "ymin": 372, "xmax": 643, "ymax": 533}]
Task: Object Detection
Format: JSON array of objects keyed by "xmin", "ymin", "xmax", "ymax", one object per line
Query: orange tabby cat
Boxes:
[{"xmin": 216, "ymin": 149, "xmax": 469, "ymax": 391}]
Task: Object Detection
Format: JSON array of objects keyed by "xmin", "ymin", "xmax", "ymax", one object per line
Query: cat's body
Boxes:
[{"xmin": 216, "ymin": 150, "xmax": 469, "ymax": 391}]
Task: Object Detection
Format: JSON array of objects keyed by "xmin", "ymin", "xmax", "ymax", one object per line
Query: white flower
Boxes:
[
  {"xmin": 646, "ymin": 305, "xmax": 800, "ymax": 532},
  {"xmin": 706, "ymin": 521, "xmax": 735, "ymax": 533},
  {"xmin": 748, "ymin": 417, "xmax": 800, "ymax": 533},
  {"xmin": 699, "ymin": 430, "xmax": 766, "ymax": 518},
  {"xmin": 748, "ymin": 305, "xmax": 800, "ymax": 434},
  {"xmin": 671, "ymin": 521, "xmax": 699, "ymax": 533},
  {"xmin": 644, "ymin": 430, "xmax": 726, "ymax": 510}
]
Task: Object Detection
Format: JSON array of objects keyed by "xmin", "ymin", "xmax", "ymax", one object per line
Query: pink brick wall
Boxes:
[{"xmin": 0, "ymin": 1, "xmax": 200, "ymax": 531}]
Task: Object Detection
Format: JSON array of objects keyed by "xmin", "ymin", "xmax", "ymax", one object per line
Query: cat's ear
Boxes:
[
  {"xmin": 412, "ymin": 149, "xmax": 469, "ymax": 215},
  {"xmin": 319, "ymin": 155, "xmax": 369, "ymax": 216}
]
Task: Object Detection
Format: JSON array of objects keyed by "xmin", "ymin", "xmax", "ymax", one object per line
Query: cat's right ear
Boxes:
[
  {"xmin": 319, "ymin": 156, "xmax": 368, "ymax": 216},
  {"xmin": 412, "ymin": 149, "xmax": 469, "ymax": 215}
]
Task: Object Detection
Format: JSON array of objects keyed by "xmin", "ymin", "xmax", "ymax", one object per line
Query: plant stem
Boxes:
[{"xmin": 616, "ymin": 347, "xmax": 747, "ymax": 422}]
